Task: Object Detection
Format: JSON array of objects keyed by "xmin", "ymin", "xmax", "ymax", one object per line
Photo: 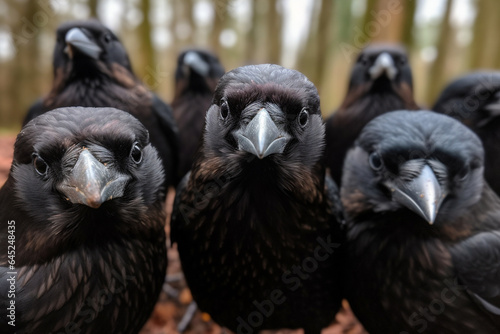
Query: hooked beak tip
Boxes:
[
  {"xmin": 235, "ymin": 108, "xmax": 288, "ymax": 159},
  {"xmin": 86, "ymin": 198, "xmax": 103, "ymax": 209},
  {"xmin": 391, "ymin": 165, "xmax": 446, "ymax": 225},
  {"xmin": 58, "ymin": 150, "xmax": 129, "ymax": 208}
]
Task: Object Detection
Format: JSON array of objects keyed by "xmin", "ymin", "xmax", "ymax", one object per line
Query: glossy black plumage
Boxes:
[
  {"xmin": 172, "ymin": 49, "xmax": 224, "ymax": 179},
  {"xmin": 433, "ymin": 71, "xmax": 500, "ymax": 196},
  {"xmin": 171, "ymin": 64, "xmax": 345, "ymax": 334},
  {"xmin": 0, "ymin": 107, "xmax": 167, "ymax": 333},
  {"xmin": 23, "ymin": 20, "xmax": 179, "ymax": 190},
  {"xmin": 325, "ymin": 44, "xmax": 418, "ymax": 186},
  {"xmin": 341, "ymin": 110, "xmax": 500, "ymax": 333}
]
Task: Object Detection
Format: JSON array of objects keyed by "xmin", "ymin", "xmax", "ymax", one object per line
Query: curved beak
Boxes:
[
  {"xmin": 57, "ymin": 150, "xmax": 130, "ymax": 208},
  {"xmin": 183, "ymin": 51, "xmax": 210, "ymax": 77},
  {"xmin": 65, "ymin": 27, "xmax": 102, "ymax": 60},
  {"xmin": 234, "ymin": 108, "xmax": 289, "ymax": 159},
  {"xmin": 478, "ymin": 93, "xmax": 500, "ymax": 127},
  {"xmin": 391, "ymin": 165, "xmax": 446, "ymax": 224},
  {"xmin": 369, "ymin": 52, "xmax": 397, "ymax": 80}
]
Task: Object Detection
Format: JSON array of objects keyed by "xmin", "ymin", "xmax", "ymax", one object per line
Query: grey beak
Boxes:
[
  {"xmin": 183, "ymin": 51, "xmax": 210, "ymax": 77},
  {"xmin": 369, "ymin": 52, "xmax": 397, "ymax": 80},
  {"xmin": 391, "ymin": 165, "xmax": 445, "ymax": 224},
  {"xmin": 478, "ymin": 97, "xmax": 500, "ymax": 127},
  {"xmin": 234, "ymin": 108, "xmax": 289, "ymax": 159},
  {"xmin": 65, "ymin": 27, "xmax": 102, "ymax": 60},
  {"xmin": 57, "ymin": 150, "xmax": 130, "ymax": 208}
]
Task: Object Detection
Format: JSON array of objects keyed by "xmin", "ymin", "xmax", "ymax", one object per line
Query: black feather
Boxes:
[
  {"xmin": 0, "ymin": 107, "xmax": 167, "ymax": 333},
  {"xmin": 171, "ymin": 64, "xmax": 345, "ymax": 334},
  {"xmin": 434, "ymin": 71, "xmax": 500, "ymax": 196},
  {"xmin": 172, "ymin": 49, "xmax": 224, "ymax": 179},
  {"xmin": 22, "ymin": 20, "xmax": 179, "ymax": 190},
  {"xmin": 342, "ymin": 110, "xmax": 500, "ymax": 333},
  {"xmin": 325, "ymin": 44, "xmax": 419, "ymax": 186}
]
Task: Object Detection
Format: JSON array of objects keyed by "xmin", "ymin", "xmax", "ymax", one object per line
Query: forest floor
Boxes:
[{"xmin": 0, "ymin": 135, "xmax": 366, "ymax": 334}]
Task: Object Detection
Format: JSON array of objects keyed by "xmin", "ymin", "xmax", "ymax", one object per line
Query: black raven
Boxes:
[
  {"xmin": 171, "ymin": 64, "xmax": 345, "ymax": 334},
  {"xmin": 172, "ymin": 49, "xmax": 224, "ymax": 179},
  {"xmin": 433, "ymin": 71, "xmax": 500, "ymax": 196},
  {"xmin": 325, "ymin": 44, "xmax": 419, "ymax": 186},
  {"xmin": 23, "ymin": 20, "xmax": 179, "ymax": 190},
  {"xmin": 0, "ymin": 107, "xmax": 167, "ymax": 333},
  {"xmin": 341, "ymin": 110, "xmax": 500, "ymax": 333}
]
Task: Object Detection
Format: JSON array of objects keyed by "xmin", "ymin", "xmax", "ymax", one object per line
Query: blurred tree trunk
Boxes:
[
  {"xmin": 267, "ymin": 0, "xmax": 282, "ymax": 64},
  {"xmin": 482, "ymin": 0, "xmax": 500, "ymax": 69},
  {"xmin": 470, "ymin": 0, "xmax": 499, "ymax": 69},
  {"xmin": 297, "ymin": 1, "xmax": 321, "ymax": 81},
  {"xmin": 323, "ymin": 0, "xmax": 353, "ymax": 114},
  {"xmin": 314, "ymin": 0, "xmax": 335, "ymax": 91},
  {"xmin": 171, "ymin": 0, "xmax": 180, "ymax": 54},
  {"xmin": 88, "ymin": 0, "xmax": 98, "ymax": 18},
  {"xmin": 245, "ymin": 0, "xmax": 258, "ymax": 63},
  {"xmin": 245, "ymin": 0, "xmax": 256, "ymax": 63},
  {"xmin": 366, "ymin": 0, "xmax": 407, "ymax": 43},
  {"xmin": 401, "ymin": 0, "xmax": 417, "ymax": 48},
  {"xmin": 246, "ymin": 0, "xmax": 267, "ymax": 63},
  {"xmin": 469, "ymin": 0, "xmax": 487, "ymax": 69},
  {"xmin": 495, "ymin": 1, "xmax": 500, "ymax": 69},
  {"xmin": 137, "ymin": 0, "xmax": 155, "ymax": 81},
  {"xmin": 297, "ymin": 0, "xmax": 335, "ymax": 90},
  {"xmin": 336, "ymin": 0, "xmax": 353, "ymax": 43},
  {"xmin": 177, "ymin": 0, "xmax": 194, "ymax": 46},
  {"xmin": 185, "ymin": 0, "xmax": 195, "ymax": 32},
  {"xmin": 211, "ymin": 0, "xmax": 226, "ymax": 56},
  {"xmin": 163, "ymin": 0, "xmax": 177, "ymax": 101},
  {"xmin": 426, "ymin": 0, "xmax": 453, "ymax": 104},
  {"xmin": 360, "ymin": 0, "xmax": 379, "ymax": 38},
  {"xmin": 9, "ymin": 1, "xmax": 41, "ymax": 127}
]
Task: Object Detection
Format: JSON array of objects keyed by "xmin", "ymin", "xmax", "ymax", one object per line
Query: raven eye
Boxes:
[
  {"xmin": 130, "ymin": 143, "xmax": 143, "ymax": 164},
  {"xmin": 220, "ymin": 99, "xmax": 229, "ymax": 120},
  {"xmin": 360, "ymin": 57, "xmax": 368, "ymax": 66},
  {"xmin": 399, "ymin": 57, "xmax": 406, "ymax": 66},
  {"xmin": 298, "ymin": 109, "xmax": 309, "ymax": 127},
  {"xmin": 33, "ymin": 154, "xmax": 49, "ymax": 176},
  {"xmin": 104, "ymin": 33, "xmax": 112, "ymax": 43},
  {"xmin": 369, "ymin": 152, "xmax": 383, "ymax": 171}
]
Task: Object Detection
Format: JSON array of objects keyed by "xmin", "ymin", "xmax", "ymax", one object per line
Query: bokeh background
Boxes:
[
  {"xmin": 1, "ymin": 0, "xmax": 498, "ymax": 132},
  {"xmin": 1, "ymin": 1, "xmax": 496, "ymax": 333}
]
